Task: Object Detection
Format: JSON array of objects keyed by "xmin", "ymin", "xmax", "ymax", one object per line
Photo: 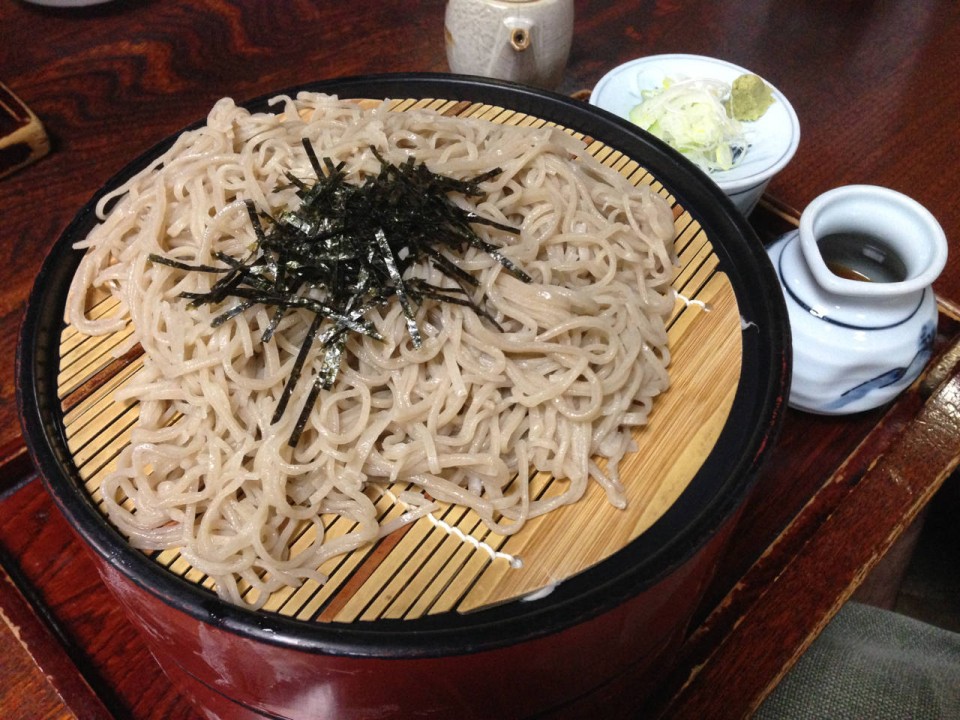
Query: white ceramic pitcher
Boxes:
[
  {"xmin": 768, "ymin": 185, "xmax": 948, "ymax": 414},
  {"xmin": 444, "ymin": 0, "xmax": 574, "ymax": 90}
]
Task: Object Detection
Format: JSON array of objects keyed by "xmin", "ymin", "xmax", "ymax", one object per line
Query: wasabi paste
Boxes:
[{"xmin": 726, "ymin": 74, "xmax": 774, "ymax": 121}]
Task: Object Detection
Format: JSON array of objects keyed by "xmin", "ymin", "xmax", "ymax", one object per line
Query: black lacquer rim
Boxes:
[{"xmin": 16, "ymin": 72, "xmax": 791, "ymax": 659}]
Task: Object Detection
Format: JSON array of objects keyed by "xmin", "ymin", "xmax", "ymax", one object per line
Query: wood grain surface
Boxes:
[{"xmin": 2, "ymin": 1, "xmax": 960, "ymax": 718}]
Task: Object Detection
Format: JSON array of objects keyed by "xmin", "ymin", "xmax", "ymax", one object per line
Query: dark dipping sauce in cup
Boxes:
[{"xmin": 818, "ymin": 231, "xmax": 908, "ymax": 283}]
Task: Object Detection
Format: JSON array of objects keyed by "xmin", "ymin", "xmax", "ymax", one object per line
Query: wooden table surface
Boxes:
[{"xmin": 2, "ymin": 1, "xmax": 959, "ymax": 718}]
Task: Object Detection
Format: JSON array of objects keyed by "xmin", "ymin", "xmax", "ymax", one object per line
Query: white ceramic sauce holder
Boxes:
[
  {"xmin": 444, "ymin": 0, "xmax": 574, "ymax": 90},
  {"xmin": 768, "ymin": 185, "xmax": 948, "ymax": 415}
]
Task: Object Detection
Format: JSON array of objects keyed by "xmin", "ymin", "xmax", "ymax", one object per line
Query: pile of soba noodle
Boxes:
[{"xmin": 67, "ymin": 92, "xmax": 677, "ymax": 608}]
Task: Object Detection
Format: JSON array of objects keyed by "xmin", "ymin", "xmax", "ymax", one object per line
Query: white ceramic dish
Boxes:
[{"xmin": 590, "ymin": 54, "xmax": 800, "ymax": 215}]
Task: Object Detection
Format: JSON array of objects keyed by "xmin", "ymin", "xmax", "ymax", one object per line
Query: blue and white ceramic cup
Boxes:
[{"xmin": 768, "ymin": 185, "xmax": 948, "ymax": 414}]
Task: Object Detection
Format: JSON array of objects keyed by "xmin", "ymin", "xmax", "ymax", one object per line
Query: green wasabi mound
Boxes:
[{"xmin": 726, "ymin": 74, "xmax": 774, "ymax": 121}]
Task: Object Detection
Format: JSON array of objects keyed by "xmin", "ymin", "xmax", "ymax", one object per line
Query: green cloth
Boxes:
[{"xmin": 755, "ymin": 602, "xmax": 960, "ymax": 719}]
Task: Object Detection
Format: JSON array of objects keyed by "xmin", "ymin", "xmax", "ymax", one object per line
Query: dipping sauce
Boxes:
[{"xmin": 817, "ymin": 231, "xmax": 908, "ymax": 283}]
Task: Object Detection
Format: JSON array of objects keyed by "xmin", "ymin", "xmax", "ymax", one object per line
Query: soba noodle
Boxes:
[{"xmin": 66, "ymin": 93, "xmax": 677, "ymax": 608}]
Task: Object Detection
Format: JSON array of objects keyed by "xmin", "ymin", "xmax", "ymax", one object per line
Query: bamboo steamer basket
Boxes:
[{"xmin": 17, "ymin": 74, "xmax": 790, "ymax": 719}]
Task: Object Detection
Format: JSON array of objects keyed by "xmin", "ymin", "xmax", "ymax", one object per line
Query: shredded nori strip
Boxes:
[{"xmin": 149, "ymin": 139, "xmax": 528, "ymax": 446}]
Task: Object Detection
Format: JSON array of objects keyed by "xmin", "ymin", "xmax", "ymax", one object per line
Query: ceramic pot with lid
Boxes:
[{"xmin": 444, "ymin": 0, "xmax": 574, "ymax": 89}]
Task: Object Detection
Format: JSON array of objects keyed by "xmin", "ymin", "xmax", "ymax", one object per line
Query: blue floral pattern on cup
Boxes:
[{"xmin": 821, "ymin": 320, "xmax": 935, "ymax": 412}]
